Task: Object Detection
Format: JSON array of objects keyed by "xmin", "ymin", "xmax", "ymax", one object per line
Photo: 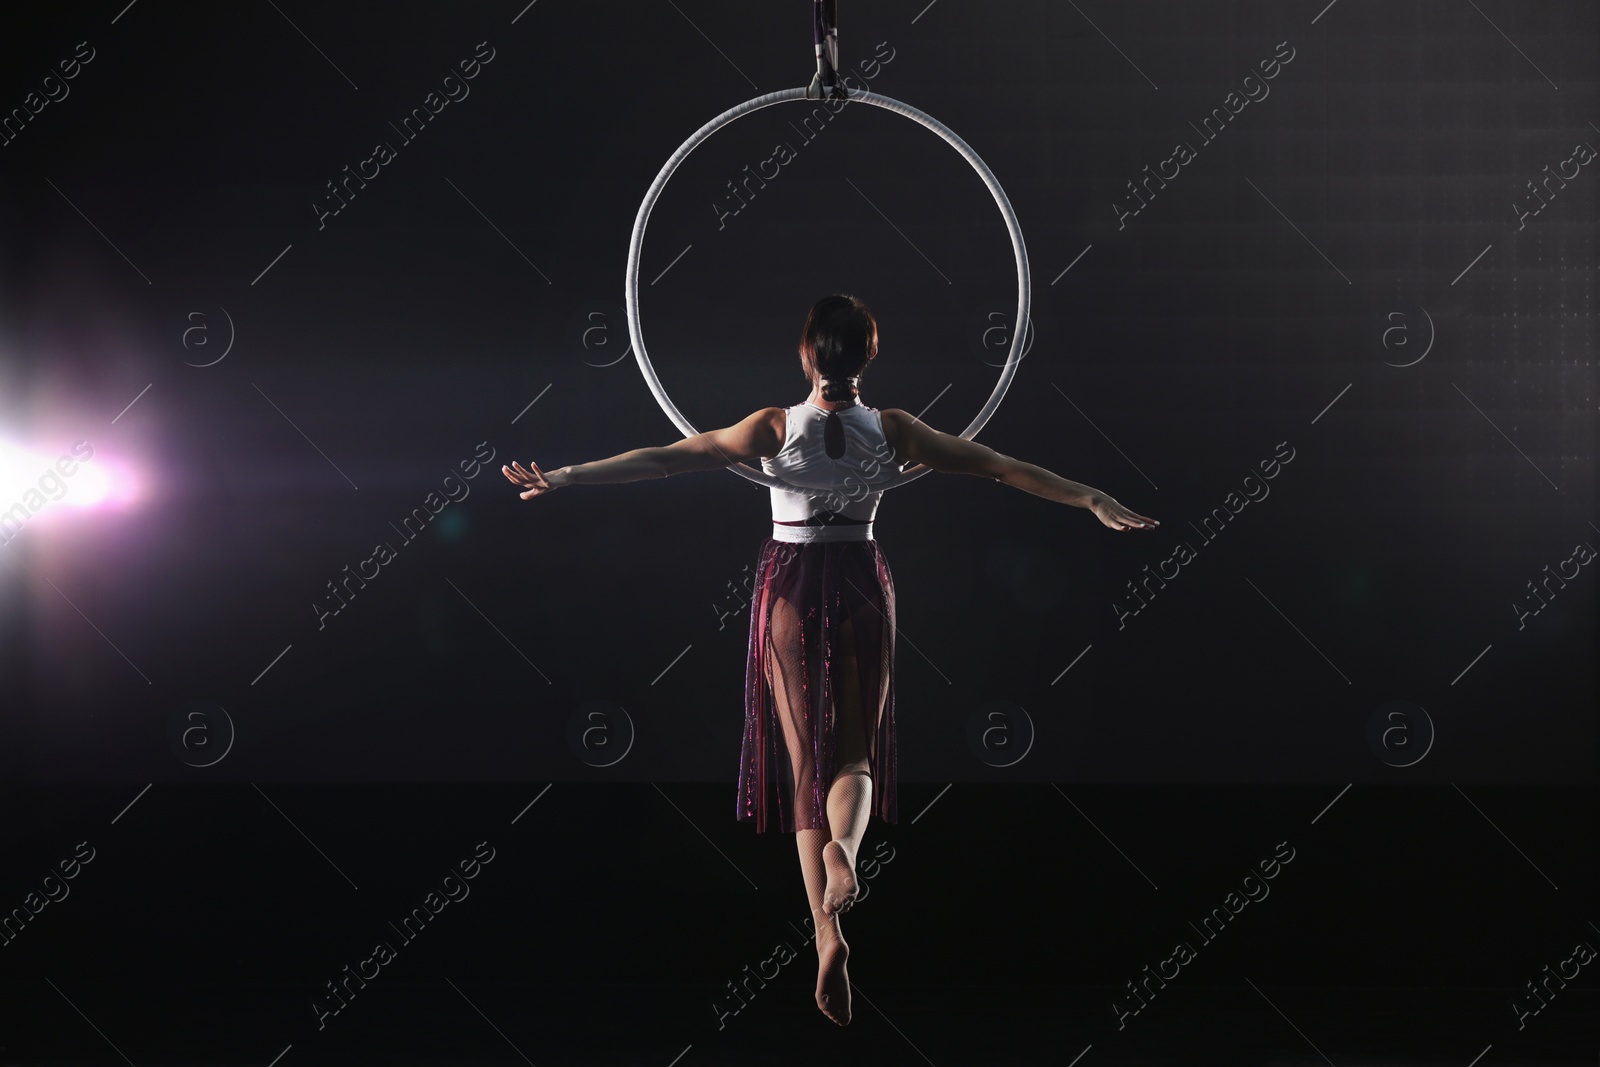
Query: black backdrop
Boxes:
[{"xmin": 0, "ymin": 2, "xmax": 1594, "ymax": 1064}]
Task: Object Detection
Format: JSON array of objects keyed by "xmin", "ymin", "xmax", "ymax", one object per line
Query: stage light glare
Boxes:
[
  {"xmin": 0, "ymin": 437, "xmax": 126, "ymax": 528},
  {"xmin": 63, "ymin": 460, "xmax": 110, "ymax": 507},
  {"xmin": 0, "ymin": 441, "xmax": 40, "ymax": 502}
]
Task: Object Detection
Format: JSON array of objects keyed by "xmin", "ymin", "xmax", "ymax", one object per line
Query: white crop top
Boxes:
[{"xmin": 762, "ymin": 401, "xmax": 896, "ymax": 543}]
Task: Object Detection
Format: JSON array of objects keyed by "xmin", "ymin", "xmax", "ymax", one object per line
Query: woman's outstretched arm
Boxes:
[
  {"xmin": 501, "ymin": 407, "xmax": 784, "ymax": 499},
  {"xmin": 879, "ymin": 408, "xmax": 1158, "ymax": 532}
]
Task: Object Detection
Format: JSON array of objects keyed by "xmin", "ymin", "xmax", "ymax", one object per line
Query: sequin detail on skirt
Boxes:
[{"xmin": 736, "ymin": 536, "xmax": 898, "ymax": 833}]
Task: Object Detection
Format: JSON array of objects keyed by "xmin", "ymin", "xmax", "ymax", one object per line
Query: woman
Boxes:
[{"xmin": 503, "ymin": 293, "xmax": 1157, "ymax": 1026}]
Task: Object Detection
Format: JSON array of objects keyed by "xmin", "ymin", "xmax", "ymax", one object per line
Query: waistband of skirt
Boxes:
[{"xmin": 771, "ymin": 522, "xmax": 874, "ymax": 543}]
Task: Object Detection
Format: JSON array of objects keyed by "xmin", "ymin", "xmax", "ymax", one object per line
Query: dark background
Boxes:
[{"xmin": 0, "ymin": 1, "xmax": 1593, "ymax": 1063}]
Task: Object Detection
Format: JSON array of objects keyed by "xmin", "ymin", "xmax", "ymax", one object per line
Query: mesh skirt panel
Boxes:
[{"xmin": 736, "ymin": 537, "xmax": 898, "ymax": 833}]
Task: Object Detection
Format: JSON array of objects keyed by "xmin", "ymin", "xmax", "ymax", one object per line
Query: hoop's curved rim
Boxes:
[{"xmin": 625, "ymin": 86, "xmax": 1030, "ymax": 497}]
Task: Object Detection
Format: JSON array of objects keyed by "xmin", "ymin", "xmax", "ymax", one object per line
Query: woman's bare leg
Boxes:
[
  {"xmin": 813, "ymin": 614, "xmax": 875, "ymax": 1025},
  {"xmin": 822, "ymin": 614, "xmax": 873, "ymax": 918},
  {"xmin": 796, "ymin": 829, "xmax": 850, "ymax": 1025},
  {"xmin": 768, "ymin": 595, "xmax": 853, "ymax": 1024}
]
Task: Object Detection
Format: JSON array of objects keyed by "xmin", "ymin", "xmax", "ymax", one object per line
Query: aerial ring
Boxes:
[{"xmin": 625, "ymin": 87, "xmax": 1030, "ymax": 495}]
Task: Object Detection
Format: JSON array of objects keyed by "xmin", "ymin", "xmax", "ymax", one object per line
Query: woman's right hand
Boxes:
[
  {"xmin": 502, "ymin": 460, "xmax": 564, "ymax": 500},
  {"xmin": 1091, "ymin": 496, "xmax": 1158, "ymax": 531}
]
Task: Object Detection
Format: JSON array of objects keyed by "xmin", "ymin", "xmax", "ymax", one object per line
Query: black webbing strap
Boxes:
[{"xmin": 807, "ymin": 0, "xmax": 848, "ymax": 100}]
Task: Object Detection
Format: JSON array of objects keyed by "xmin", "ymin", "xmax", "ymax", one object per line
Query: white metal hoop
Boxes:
[{"xmin": 625, "ymin": 86, "xmax": 1030, "ymax": 495}]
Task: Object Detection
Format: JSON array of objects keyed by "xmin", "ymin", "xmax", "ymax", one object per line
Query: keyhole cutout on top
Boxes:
[{"xmin": 823, "ymin": 411, "xmax": 846, "ymax": 459}]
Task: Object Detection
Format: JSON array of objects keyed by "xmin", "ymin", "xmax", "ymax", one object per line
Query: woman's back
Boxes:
[{"xmin": 763, "ymin": 401, "xmax": 894, "ymax": 537}]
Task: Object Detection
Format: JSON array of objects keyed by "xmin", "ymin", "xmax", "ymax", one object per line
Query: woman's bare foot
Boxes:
[
  {"xmin": 821, "ymin": 840, "xmax": 858, "ymax": 917},
  {"xmin": 814, "ymin": 923, "xmax": 852, "ymax": 1025}
]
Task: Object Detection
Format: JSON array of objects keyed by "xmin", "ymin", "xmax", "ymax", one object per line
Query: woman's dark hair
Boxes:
[{"xmin": 798, "ymin": 293, "xmax": 877, "ymax": 402}]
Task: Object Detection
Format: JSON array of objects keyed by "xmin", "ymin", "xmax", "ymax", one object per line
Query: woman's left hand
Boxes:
[
  {"xmin": 1090, "ymin": 495, "xmax": 1158, "ymax": 531},
  {"xmin": 502, "ymin": 460, "xmax": 564, "ymax": 500}
]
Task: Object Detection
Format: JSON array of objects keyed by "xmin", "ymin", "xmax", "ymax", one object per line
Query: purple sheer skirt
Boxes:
[{"xmin": 736, "ymin": 535, "xmax": 898, "ymax": 833}]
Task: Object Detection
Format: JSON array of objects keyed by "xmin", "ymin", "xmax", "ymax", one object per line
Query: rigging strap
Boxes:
[{"xmin": 807, "ymin": 0, "xmax": 847, "ymax": 100}]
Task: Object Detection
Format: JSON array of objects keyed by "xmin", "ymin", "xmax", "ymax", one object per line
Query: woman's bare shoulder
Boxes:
[
  {"xmin": 760, "ymin": 405, "xmax": 788, "ymax": 459},
  {"xmin": 875, "ymin": 408, "xmax": 925, "ymax": 463},
  {"xmin": 876, "ymin": 407, "xmax": 933, "ymax": 436}
]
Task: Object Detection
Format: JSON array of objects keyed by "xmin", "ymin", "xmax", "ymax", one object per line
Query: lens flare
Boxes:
[
  {"xmin": 63, "ymin": 458, "xmax": 110, "ymax": 507},
  {"xmin": 0, "ymin": 439, "xmax": 128, "ymax": 519}
]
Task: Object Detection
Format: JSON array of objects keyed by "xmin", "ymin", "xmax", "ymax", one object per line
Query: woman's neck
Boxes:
[
  {"xmin": 807, "ymin": 379, "xmax": 861, "ymax": 410},
  {"xmin": 807, "ymin": 391, "xmax": 861, "ymax": 410}
]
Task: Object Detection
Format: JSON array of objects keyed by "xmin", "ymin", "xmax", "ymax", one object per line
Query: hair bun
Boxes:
[{"xmin": 819, "ymin": 374, "xmax": 860, "ymax": 402}]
